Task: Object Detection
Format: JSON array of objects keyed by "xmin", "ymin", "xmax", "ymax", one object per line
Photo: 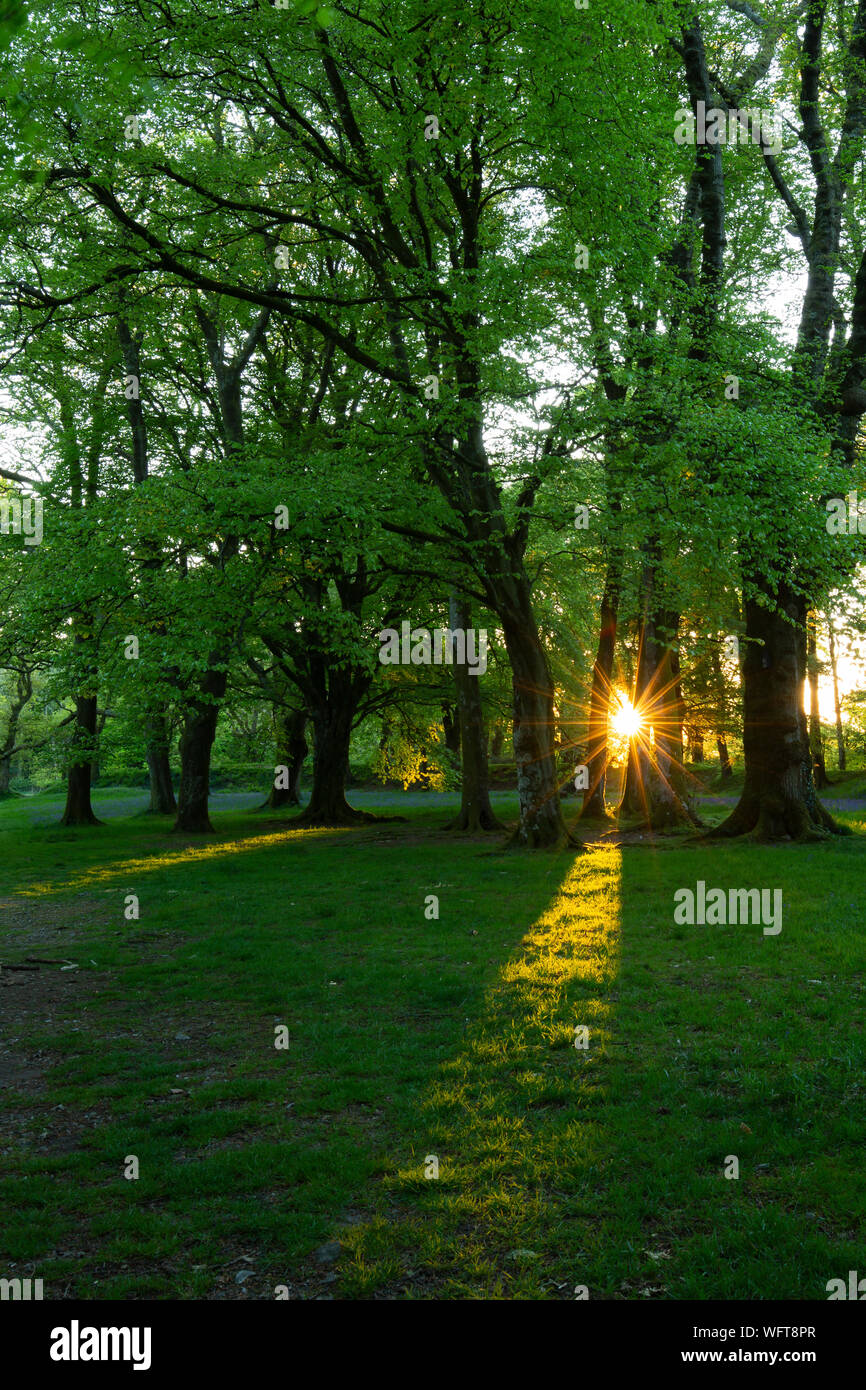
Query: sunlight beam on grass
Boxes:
[
  {"xmin": 14, "ymin": 826, "xmax": 357, "ymax": 898},
  {"xmin": 341, "ymin": 844, "xmax": 622, "ymax": 1297}
]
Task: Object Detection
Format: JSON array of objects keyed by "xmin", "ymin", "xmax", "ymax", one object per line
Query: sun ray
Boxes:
[{"xmin": 610, "ymin": 693, "xmax": 643, "ymax": 740}]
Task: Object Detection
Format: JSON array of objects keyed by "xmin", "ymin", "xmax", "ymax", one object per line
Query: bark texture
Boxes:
[
  {"xmin": 807, "ymin": 613, "xmax": 828, "ymax": 788},
  {"xmin": 173, "ymin": 673, "xmax": 226, "ymax": 833},
  {"xmin": 445, "ymin": 594, "xmax": 502, "ymax": 833},
  {"xmin": 828, "ymin": 618, "xmax": 847, "ymax": 771},
  {"xmin": 582, "ymin": 560, "xmax": 619, "ymax": 819},
  {"xmin": 264, "ymin": 707, "xmax": 307, "ymax": 809},
  {"xmin": 61, "ymin": 694, "xmax": 102, "ymax": 827},
  {"xmin": 709, "ymin": 588, "xmax": 839, "ymax": 839},
  {"xmin": 145, "ymin": 711, "xmax": 177, "ymax": 814}
]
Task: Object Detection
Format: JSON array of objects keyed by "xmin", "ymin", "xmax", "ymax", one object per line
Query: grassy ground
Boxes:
[{"xmin": 0, "ymin": 786, "xmax": 864, "ymax": 1299}]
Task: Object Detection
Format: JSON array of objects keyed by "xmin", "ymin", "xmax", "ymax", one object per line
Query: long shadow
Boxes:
[{"xmin": 0, "ymin": 823, "xmax": 577, "ymax": 1299}]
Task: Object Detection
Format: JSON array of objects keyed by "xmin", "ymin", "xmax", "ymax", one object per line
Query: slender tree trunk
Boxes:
[
  {"xmin": 264, "ymin": 708, "xmax": 307, "ymax": 809},
  {"xmin": 171, "ymin": 304, "xmax": 267, "ymax": 833},
  {"xmin": 0, "ymin": 669, "xmax": 32, "ymax": 798},
  {"xmin": 61, "ymin": 694, "xmax": 101, "ymax": 826},
  {"xmin": 711, "ymin": 646, "xmax": 733, "ymax": 778},
  {"xmin": 641, "ymin": 610, "xmax": 697, "ymax": 828},
  {"xmin": 716, "ymin": 736, "xmax": 733, "ymax": 780},
  {"xmin": 446, "ymin": 423, "xmax": 574, "ymax": 847},
  {"xmin": 619, "ymin": 576, "xmax": 697, "ymax": 828},
  {"xmin": 441, "ymin": 703, "xmax": 460, "ymax": 758},
  {"xmin": 490, "ymin": 726, "xmax": 504, "ymax": 757},
  {"xmin": 91, "ymin": 708, "xmax": 108, "ymax": 783},
  {"xmin": 828, "ymin": 618, "xmax": 846, "ymax": 772},
  {"xmin": 687, "ymin": 729, "xmax": 704, "ymax": 761},
  {"xmin": 173, "ymin": 673, "xmax": 226, "ymax": 833},
  {"xmin": 582, "ymin": 561, "xmax": 619, "ymax": 819},
  {"xmin": 710, "ymin": 586, "xmax": 840, "ymax": 839},
  {"xmin": 807, "ymin": 613, "xmax": 828, "ymax": 788},
  {"xmin": 445, "ymin": 593, "xmax": 502, "ymax": 832},
  {"xmin": 619, "ymin": 740, "xmax": 641, "ymax": 815},
  {"xmin": 145, "ymin": 711, "xmax": 176, "ymax": 813}
]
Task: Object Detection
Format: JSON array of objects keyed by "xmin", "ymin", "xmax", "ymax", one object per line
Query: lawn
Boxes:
[{"xmin": 0, "ymin": 787, "xmax": 864, "ymax": 1299}]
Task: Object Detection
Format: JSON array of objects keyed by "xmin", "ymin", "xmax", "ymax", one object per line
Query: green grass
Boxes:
[{"xmin": 0, "ymin": 788, "xmax": 864, "ymax": 1299}]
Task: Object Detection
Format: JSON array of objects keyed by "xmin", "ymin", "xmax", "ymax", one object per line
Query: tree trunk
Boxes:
[
  {"xmin": 500, "ymin": 584, "xmax": 577, "ymax": 848},
  {"xmin": 173, "ymin": 675, "xmax": 225, "ymax": 833},
  {"xmin": 61, "ymin": 694, "xmax": 101, "ymax": 826},
  {"xmin": 619, "ymin": 587, "xmax": 698, "ymax": 828},
  {"xmin": 581, "ymin": 561, "xmax": 619, "ymax": 819},
  {"xmin": 442, "ymin": 703, "xmax": 460, "ymax": 758},
  {"xmin": 91, "ymin": 708, "xmax": 108, "ymax": 783},
  {"xmin": 445, "ymin": 593, "xmax": 502, "ymax": 833},
  {"xmin": 0, "ymin": 668, "xmax": 32, "ymax": 798},
  {"xmin": 145, "ymin": 711, "xmax": 176, "ymax": 813},
  {"xmin": 711, "ymin": 647, "xmax": 733, "ymax": 778},
  {"xmin": 710, "ymin": 586, "xmax": 841, "ymax": 839},
  {"xmin": 687, "ymin": 729, "xmax": 704, "ymax": 761},
  {"xmin": 264, "ymin": 707, "xmax": 307, "ymax": 809},
  {"xmin": 642, "ymin": 610, "xmax": 697, "ymax": 828},
  {"xmin": 807, "ymin": 613, "xmax": 828, "ymax": 788},
  {"xmin": 299, "ymin": 693, "xmax": 369, "ymax": 826},
  {"xmin": 828, "ymin": 617, "xmax": 846, "ymax": 772},
  {"xmin": 716, "ymin": 736, "xmax": 733, "ymax": 780},
  {"xmin": 490, "ymin": 726, "xmax": 504, "ymax": 757}
]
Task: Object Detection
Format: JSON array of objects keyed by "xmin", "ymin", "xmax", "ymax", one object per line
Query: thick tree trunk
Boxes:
[
  {"xmin": 145, "ymin": 711, "xmax": 176, "ymax": 814},
  {"xmin": 299, "ymin": 694, "xmax": 370, "ymax": 826},
  {"xmin": 687, "ymin": 729, "xmax": 705, "ymax": 761},
  {"xmin": 501, "ymin": 585, "xmax": 577, "ymax": 848},
  {"xmin": 173, "ymin": 675, "xmax": 225, "ymax": 833},
  {"xmin": 710, "ymin": 586, "xmax": 841, "ymax": 839},
  {"xmin": 445, "ymin": 594, "xmax": 502, "ymax": 833},
  {"xmin": 581, "ymin": 563, "xmax": 619, "ymax": 819},
  {"xmin": 264, "ymin": 708, "xmax": 307, "ymax": 809},
  {"xmin": 61, "ymin": 694, "xmax": 101, "ymax": 826},
  {"xmin": 828, "ymin": 618, "xmax": 847, "ymax": 772},
  {"xmin": 807, "ymin": 613, "xmax": 828, "ymax": 788}
]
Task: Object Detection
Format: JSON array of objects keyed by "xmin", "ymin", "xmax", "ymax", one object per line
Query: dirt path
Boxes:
[{"xmin": 11, "ymin": 791, "xmax": 265, "ymax": 826}]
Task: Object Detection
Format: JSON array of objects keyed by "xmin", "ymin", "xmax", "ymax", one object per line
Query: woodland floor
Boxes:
[{"xmin": 0, "ymin": 781, "xmax": 864, "ymax": 1299}]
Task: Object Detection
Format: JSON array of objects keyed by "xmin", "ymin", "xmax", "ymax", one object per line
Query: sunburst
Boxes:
[{"xmin": 610, "ymin": 694, "xmax": 643, "ymax": 740}]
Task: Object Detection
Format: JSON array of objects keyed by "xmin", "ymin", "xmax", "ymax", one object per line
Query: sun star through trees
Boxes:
[{"xmin": 610, "ymin": 694, "xmax": 643, "ymax": 741}]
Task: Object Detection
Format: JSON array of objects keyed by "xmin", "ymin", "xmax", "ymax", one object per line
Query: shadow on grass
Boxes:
[{"xmin": 0, "ymin": 817, "xmax": 575, "ymax": 1298}]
